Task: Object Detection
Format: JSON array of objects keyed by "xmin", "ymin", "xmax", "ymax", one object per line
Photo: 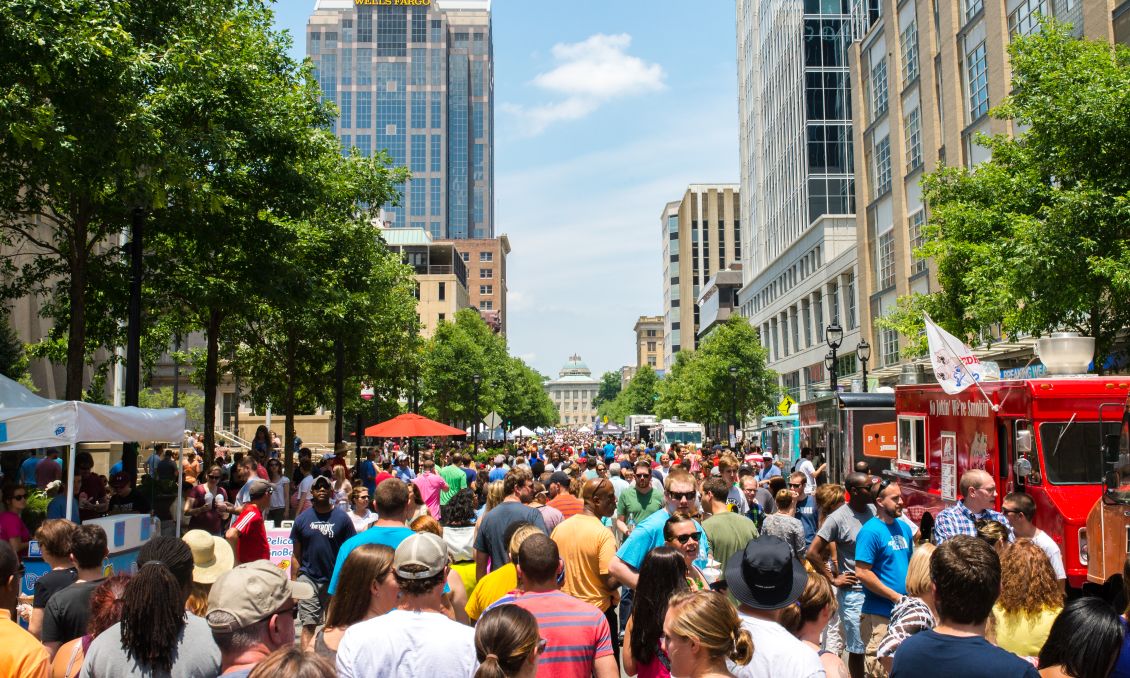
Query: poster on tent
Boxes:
[{"xmin": 267, "ymin": 526, "xmax": 294, "ymax": 572}]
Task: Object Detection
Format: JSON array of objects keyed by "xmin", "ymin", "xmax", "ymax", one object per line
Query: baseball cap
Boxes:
[
  {"xmin": 549, "ymin": 471, "xmax": 571, "ymax": 488},
  {"xmin": 397, "ymin": 452, "xmax": 409, "ymax": 461},
  {"xmin": 762, "ymin": 452, "xmax": 773, "ymax": 460},
  {"xmin": 207, "ymin": 560, "xmax": 315, "ymax": 632},
  {"xmin": 394, "ymin": 532, "xmax": 449, "ymax": 580},
  {"xmin": 311, "ymin": 476, "xmax": 333, "ymax": 491},
  {"xmin": 247, "ymin": 479, "xmax": 272, "ymax": 498},
  {"xmin": 110, "ymin": 472, "xmax": 130, "ymax": 488}
]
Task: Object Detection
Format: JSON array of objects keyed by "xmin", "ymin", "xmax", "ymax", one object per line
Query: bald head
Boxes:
[
  {"xmin": 581, "ymin": 477, "xmax": 616, "ymax": 519},
  {"xmin": 845, "ymin": 472, "xmax": 870, "ymax": 491},
  {"xmin": 960, "ymin": 469, "xmax": 997, "ymax": 512}
]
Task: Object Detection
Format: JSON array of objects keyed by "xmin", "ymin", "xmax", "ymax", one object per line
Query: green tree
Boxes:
[
  {"xmin": 496, "ymin": 357, "xmax": 558, "ymax": 430},
  {"xmin": 598, "ymin": 365, "xmax": 660, "ymax": 424},
  {"xmin": 879, "ymin": 23, "xmax": 1130, "ymax": 369},
  {"xmin": 593, "ymin": 371, "xmax": 622, "ymax": 407},
  {"xmin": 0, "ymin": 310, "xmax": 28, "ymax": 382},
  {"xmin": 656, "ymin": 317, "xmax": 777, "ymax": 424},
  {"xmin": 420, "ymin": 309, "xmax": 508, "ymax": 426},
  {"xmin": 138, "ymin": 387, "xmax": 205, "ymax": 431}
]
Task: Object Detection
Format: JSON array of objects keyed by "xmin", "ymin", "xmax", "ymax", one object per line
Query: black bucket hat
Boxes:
[{"xmin": 725, "ymin": 535, "xmax": 809, "ymax": 610}]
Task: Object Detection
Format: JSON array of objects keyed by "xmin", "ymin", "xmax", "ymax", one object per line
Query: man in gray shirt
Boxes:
[
  {"xmin": 806, "ymin": 472, "xmax": 876, "ymax": 678},
  {"xmin": 473, "ymin": 468, "xmax": 547, "ymax": 578}
]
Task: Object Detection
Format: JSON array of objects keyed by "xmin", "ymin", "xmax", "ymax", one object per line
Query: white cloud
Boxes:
[{"xmin": 504, "ymin": 33, "xmax": 666, "ymax": 136}]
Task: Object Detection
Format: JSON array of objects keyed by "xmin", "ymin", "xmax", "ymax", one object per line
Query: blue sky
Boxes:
[{"xmin": 270, "ymin": 1, "xmax": 739, "ymax": 380}]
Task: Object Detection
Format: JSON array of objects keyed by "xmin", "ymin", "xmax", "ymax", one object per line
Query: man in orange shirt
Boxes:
[
  {"xmin": 551, "ymin": 477, "xmax": 620, "ymax": 657},
  {"xmin": 0, "ymin": 541, "xmax": 50, "ymax": 676},
  {"xmin": 547, "ymin": 471, "xmax": 583, "ymax": 519}
]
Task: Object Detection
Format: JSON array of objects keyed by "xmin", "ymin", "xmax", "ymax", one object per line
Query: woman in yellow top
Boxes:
[{"xmin": 990, "ymin": 538, "xmax": 1063, "ymax": 657}]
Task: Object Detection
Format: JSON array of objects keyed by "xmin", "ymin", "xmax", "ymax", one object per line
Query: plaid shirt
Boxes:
[{"xmin": 933, "ymin": 501, "xmax": 1014, "ymax": 545}]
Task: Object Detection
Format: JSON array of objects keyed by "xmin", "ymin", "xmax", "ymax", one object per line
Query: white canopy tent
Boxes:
[
  {"xmin": 509, "ymin": 425, "xmax": 536, "ymax": 439},
  {"xmin": 0, "ymin": 375, "xmax": 186, "ymax": 532}
]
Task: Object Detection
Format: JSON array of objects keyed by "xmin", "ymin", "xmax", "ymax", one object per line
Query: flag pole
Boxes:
[{"xmin": 924, "ymin": 314, "xmax": 999, "ymax": 412}]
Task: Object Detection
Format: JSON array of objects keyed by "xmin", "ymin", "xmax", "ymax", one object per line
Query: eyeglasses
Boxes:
[
  {"xmin": 12, "ymin": 494, "xmax": 27, "ymax": 501},
  {"xmin": 1001, "ymin": 507, "xmax": 1024, "ymax": 516},
  {"xmin": 274, "ymin": 604, "xmax": 298, "ymax": 619},
  {"xmin": 668, "ymin": 490, "xmax": 696, "ymax": 501},
  {"xmin": 788, "ymin": 481, "xmax": 804, "ymax": 488},
  {"xmin": 671, "ymin": 531, "xmax": 702, "ymax": 544}
]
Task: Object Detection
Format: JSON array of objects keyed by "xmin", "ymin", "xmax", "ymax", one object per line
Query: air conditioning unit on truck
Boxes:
[{"xmin": 892, "ymin": 334, "xmax": 1129, "ymax": 590}]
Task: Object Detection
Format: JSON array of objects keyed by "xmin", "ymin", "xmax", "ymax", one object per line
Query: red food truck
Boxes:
[{"xmin": 893, "ymin": 375, "xmax": 1130, "ymax": 588}]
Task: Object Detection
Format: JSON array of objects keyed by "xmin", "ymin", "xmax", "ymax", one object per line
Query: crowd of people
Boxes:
[{"xmin": 1, "ymin": 431, "xmax": 1129, "ymax": 677}]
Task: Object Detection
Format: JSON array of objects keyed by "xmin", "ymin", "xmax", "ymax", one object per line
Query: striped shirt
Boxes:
[
  {"xmin": 877, "ymin": 596, "xmax": 936, "ymax": 659},
  {"xmin": 933, "ymin": 502, "xmax": 1014, "ymax": 545},
  {"xmin": 489, "ymin": 590, "xmax": 612, "ymax": 678}
]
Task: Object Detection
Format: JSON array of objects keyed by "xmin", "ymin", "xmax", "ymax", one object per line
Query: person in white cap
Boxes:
[
  {"xmin": 395, "ymin": 453, "xmax": 416, "ymax": 483},
  {"xmin": 336, "ymin": 532, "xmax": 477, "ymax": 678},
  {"xmin": 205, "ymin": 560, "xmax": 316, "ymax": 678}
]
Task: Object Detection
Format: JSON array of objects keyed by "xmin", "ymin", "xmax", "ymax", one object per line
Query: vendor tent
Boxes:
[
  {"xmin": 509, "ymin": 425, "xmax": 536, "ymax": 438},
  {"xmin": 0, "ymin": 375, "xmax": 186, "ymax": 530}
]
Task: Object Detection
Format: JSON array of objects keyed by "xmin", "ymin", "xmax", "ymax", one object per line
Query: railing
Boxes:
[{"xmin": 215, "ymin": 429, "xmax": 252, "ymax": 452}]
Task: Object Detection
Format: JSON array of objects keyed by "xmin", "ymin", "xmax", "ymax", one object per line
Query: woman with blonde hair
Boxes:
[
  {"xmin": 976, "ymin": 518, "xmax": 1010, "ymax": 554},
  {"xmin": 991, "ymin": 539, "xmax": 1063, "ymax": 657},
  {"xmin": 473, "ymin": 604, "xmax": 543, "ymax": 678},
  {"xmin": 663, "ymin": 589, "xmax": 753, "ymax": 678},
  {"xmin": 331, "ymin": 464, "xmax": 352, "ymax": 511},
  {"xmin": 877, "ymin": 542, "xmax": 936, "ymax": 672},
  {"xmin": 248, "ymin": 646, "xmax": 335, "ymax": 678},
  {"xmin": 779, "ymin": 569, "xmax": 850, "ymax": 678}
]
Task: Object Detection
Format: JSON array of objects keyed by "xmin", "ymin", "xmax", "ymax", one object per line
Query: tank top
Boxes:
[{"xmin": 312, "ymin": 626, "xmax": 337, "ymax": 663}]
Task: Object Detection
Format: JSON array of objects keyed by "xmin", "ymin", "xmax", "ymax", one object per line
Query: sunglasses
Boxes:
[
  {"xmin": 1001, "ymin": 507, "xmax": 1024, "ymax": 515},
  {"xmin": 668, "ymin": 490, "xmax": 696, "ymax": 501},
  {"xmin": 208, "ymin": 475, "xmax": 221, "ymax": 480},
  {"xmin": 788, "ymin": 481, "xmax": 804, "ymax": 488},
  {"xmin": 12, "ymin": 494, "xmax": 27, "ymax": 501},
  {"xmin": 672, "ymin": 531, "xmax": 702, "ymax": 544},
  {"xmin": 275, "ymin": 604, "xmax": 299, "ymax": 619}
]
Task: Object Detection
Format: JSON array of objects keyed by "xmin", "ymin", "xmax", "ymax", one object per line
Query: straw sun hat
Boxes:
[{"xmin": 183, "ymin": 529, "xmax": 235, "ymax": 584}]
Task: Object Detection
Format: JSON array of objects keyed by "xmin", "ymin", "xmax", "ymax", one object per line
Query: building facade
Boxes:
[
  {"xmin": 633, "ymin": 315, "xmax": 664, "ymax": 371},
  {"xmin": 446, "ymin": 235, "xmax": 509, "ymax": 335},
  {"xmin": 662, "ymin": 185, "xmax": 742, "ymax": 369},
  {"xmin": 307, "ymin": 0, "xmax": 493, "ymax": 239},
  {"xmin": 735, "ymin": 0, "xmax": 863, "ymax": 399},
  {"xmin": 543, "ymin": 355, "xmax": 600, "ymax": 428},
  {"xmin": 847, "ymin": 0, "xmax": 1124, "ymax": 381},
  {"xmin": 380, "ymin": 226, "xmax": 470, "ymax": 338}
]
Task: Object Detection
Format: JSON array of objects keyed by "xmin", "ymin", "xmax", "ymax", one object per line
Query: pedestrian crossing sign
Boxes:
[{"xmin": 777, "ymin": 395, "xmax": 796, "ymax": 416}]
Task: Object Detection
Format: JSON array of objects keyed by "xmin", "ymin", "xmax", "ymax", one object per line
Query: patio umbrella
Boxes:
[{"xmin": 364, "ymin": 412, "xmax": 467, "ymax": 438}]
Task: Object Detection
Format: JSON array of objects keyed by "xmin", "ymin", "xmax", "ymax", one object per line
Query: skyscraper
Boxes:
[
  {"xmin": 735, "ymin": 0, "xmax": 864, "ymax": 402},
  {"xmin": 307, "ymin": 0, "xmax": 493, "ymax": 239}
]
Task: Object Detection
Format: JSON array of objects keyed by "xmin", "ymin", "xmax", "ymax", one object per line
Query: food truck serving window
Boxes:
[
  {"xmin": 898, "ymin": 417, "xmax": 926, "ymax": 466},
  {"xmin": 1039, "ymin": 422, "xmax": 1106, "ymax": 485}
]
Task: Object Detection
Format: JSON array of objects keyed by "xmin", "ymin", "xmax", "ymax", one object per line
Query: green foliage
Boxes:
[
  {"xmin": 655, "ymin": 316, "xmax": 777, "ymax": 423},
  {"xmin": 138, "ymin": 387, "xmax": 206, "ymax": 431},
  {"xmin": 0, "ymin": 310, "xmax": 28, "ymax": 381},
  {"xmin": 886, "ymin": 22, "xmax": 1130, "ymax": 369},
  {"xmin": 420, "ymin": 309, "xmax": 556, "ymax": 430},
  {"xmin": 598, "ymin": 365, "xmax": 659, "ymax": 424},
  {"xmin": 594, "ymin": 371, "xmax": 622, "ymax": 408}
]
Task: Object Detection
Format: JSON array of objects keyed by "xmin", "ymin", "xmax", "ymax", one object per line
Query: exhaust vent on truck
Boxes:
[{"xmin": 1037, "ymin": 333, "xmax": 1095, "ymax": 375}]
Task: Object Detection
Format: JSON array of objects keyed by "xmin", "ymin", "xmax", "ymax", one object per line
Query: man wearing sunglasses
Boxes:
[{"xmin": 608, "ymin": 468, "xmax": 710, "ymax": 589}]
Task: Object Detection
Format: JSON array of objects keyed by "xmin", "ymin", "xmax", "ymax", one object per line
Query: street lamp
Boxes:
[
  {"xmin": 728, "ymin": 365, "xmax": 739, "ymax": 448},
  {"xmin": 472, "ymin": 373, "xmax": 482, "ymax": 454},
  {"xmin": 826, "ymin": 322, "xmax": 844, "ymax": 393},
  {"xmin": 824, "ymin": 352, "xmax": 836, "ymax": 391},
  {"xmin": 856, "ymin": 340, "xmax": 872, "ymax": 393}
]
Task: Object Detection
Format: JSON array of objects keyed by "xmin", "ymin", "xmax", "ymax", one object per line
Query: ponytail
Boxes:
[
  {"xmin": 730, "ymin": 628, "xmax": 754, "ymax": 665},
  {"xmin": 474, "ymin": 605, "xmax": 540, "ymax": 678},
  {"xmin": 473, "ymin": 654, "xmax": 508, "ymax": 678}
]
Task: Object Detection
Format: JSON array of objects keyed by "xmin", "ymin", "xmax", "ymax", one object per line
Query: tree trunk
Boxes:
[
  {"xmin": 334, "ymin": 339, "xmax": 344, "ymax": 446},
  {"xmin": 283, "ymin": 328, "xmax": 297, "ymax": 485},
  {"xmin": 64, "ymin": 239, "xmax": 88, "ymax": 401},
  {"xmin": 202, "ymin": 309, "xmax": 223, "ymax": 468}
]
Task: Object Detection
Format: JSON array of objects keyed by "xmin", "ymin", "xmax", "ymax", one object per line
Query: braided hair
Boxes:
[{"xmin": 120, "ymin": 536, "xmax": 194, "ymax": 672}]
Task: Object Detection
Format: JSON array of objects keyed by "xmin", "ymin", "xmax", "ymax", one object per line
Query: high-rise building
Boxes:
[
  {"xmin": 662, "ymin": 185, "xmax": 742, "ymax": 369},
  {"xmin": 633, "ymin": 315, "xmax": 664, "ymax": 371},
  {"xmin": 847, "ymin": 0, "xmax": 1123, "ymax": 381},
  {"xmin": 307, "ymin": 0, "xmax": 493, "ymax": 239},
  {"xmin": 735, "ymin": 0, "xmax": 864, "ymax": 401},
  {"xmin": 447, "ymin": 235, "xmax": 510, "ymax": 335}
]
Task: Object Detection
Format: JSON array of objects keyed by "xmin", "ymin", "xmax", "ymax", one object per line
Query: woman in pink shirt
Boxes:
[
  {"xmin": 413, "ymin": 459, "xmax": 449, "ymax": 521},
  {"xmin": 0, "ymin": 484, "xmax": 32, "ymax": 556}
]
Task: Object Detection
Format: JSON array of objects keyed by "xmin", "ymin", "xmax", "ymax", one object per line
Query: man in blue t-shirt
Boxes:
[
  {"xmin": 326, "ymin": 478, "xmax": 414, "ymax": 595},
  {"xmin": 359, "ymin": 449, "xmax": 378, "ymax": 496},
  {"xmin": 290, "ymin": 476, "xmax": 355, "ymax": 647},
  {"xmin": 19, "ymin": 451, "xmax": 40, "ymax": 487},
  {"xmin": 892, "ymin": 536, "xmax": 1038, "ymax": 678},
  {"xmin": 856, "ymin": 480, "xmax": 914, "ymax": 678},
  {"xmin": 608, "ymin": 468, "xmax": 710, "ymax": 589}
]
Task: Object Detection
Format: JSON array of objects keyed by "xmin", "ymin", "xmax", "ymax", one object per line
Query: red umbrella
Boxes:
[{"xmin": 364, "ymin": 413, "xmax": 467, "ymax": 438}]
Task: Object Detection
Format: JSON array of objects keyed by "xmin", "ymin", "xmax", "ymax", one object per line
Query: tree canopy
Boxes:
[
  {"xmin": 597, "ymin": 365, "xmax": 659, "ymax": 425},
  {"xmin": 879, "ymin": 23, "xmax": 1130, "ymax": 369}
]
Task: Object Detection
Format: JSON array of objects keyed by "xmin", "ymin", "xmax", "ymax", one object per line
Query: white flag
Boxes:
[{"xmin": 924, "ymin": 314, "xmax": 985, "ymax": 394}]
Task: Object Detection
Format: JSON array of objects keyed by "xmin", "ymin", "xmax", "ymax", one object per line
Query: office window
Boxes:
[
  {"xmin": 411, "ymin": 9, "xmax": 427, "ymax": 43},
  {"xmin": 877, "ymin": 230, "xmax": 896, "ymax": 289},
  {"xmin": 339, "ymin": 92, "xmax": 352, "ymax": 129},
  {"xmin": 900, "ymin": 20, "xmax": 919, "ymax": 85},
  {"xmin": 460, "ymin": 252, "xmax": 469, "ymax": 262},
  {"xmin": 409, "ymin": 179, "xmax": 425, "ymax": 216},
  {"xmin": 1008, "ymin": 0, "xmax": 1049, "ymax": 38},
  {"xmin": 339, "ymin": 135, "xmax": 350, "ymax": 156},
  {"xmin": 480, "ymin": 268, "xmax": 493, "ymax": 279},
  {"xmin": 870, "ymin": 57, "xmax": 888, "ymax": 120},
  {"xmin": 355, "ymin": 48, "xmax": 372, "ymax": 85},
  {"xmin": 376, "ymin": 6, "xmax": 407, "ymax": 57},
  {"xmin": 964, "ymin": 0, "xmax": 984, "ymax": 23},
  {"xmin": 882, "ymin": 328, "xmax": 901, "ymax": 366},
  {"xmin": 354, "ymin": 135, "xmax": 371, "ymax": 157},
  {"xmin": 430, "ymin": 92, "xmax": 441, "ymax": 129},
  {"xmin": 430, "ymin": 178, "xmax": 441, "ymax": 216},
  {"xmin": 410, "ymin": 134, "xmax": 426, "ymax": 173},
  {"xmin": 967, "ymin": 42, "xmax": 990, "ymax": 120},
  {"xmin": 355, "ymin": 92, "xmax": 371, "ymax": 128},
  {"xmin": 480, "ymin": 285, "xmax": 493, "ymax": 295},
  {"xmin": 909, "ymin": 210, "xmax": 928, "ymax": 274},
  {"xmin": 647, "ymin": 341, "xmax": 657, "ymax": 351},
  {"xmin": 480, "ymin": 300, "xmax": 493, "ymax": 310},
  {"xmin": 340, "ymin": 48, "xmax": 352, "ymax": 86},
  {"xmin": 438, "ymin": 281, "xmax": 446, "ymax": 301},
  {"xmin": 430, "ymin": 134, "xmax": 441, "ymax": 172},
  {"xmin": 904, "ymin": 108, "xmax": 923, "ymax": 172},
  {"xmin": 873, "ymin": 135, "xmax": 892, "ymax": 197},
  {"xmin": 411, "ymin": 91, "xmax": 426, "ymax": 129},
  {"xmin": 357, "ymin": 6, "xmax": 372, "ymax": 42},
  {"xmin": 480, "ymin": 251, "xmax": 493, "ymax": 262},
  {"xmin": 648, "ymin": 356, "xmax": 657, "ymax": 367},
  {"xmin": 438, "ymin": 313, "xmax": 445, "ymax": 322}
]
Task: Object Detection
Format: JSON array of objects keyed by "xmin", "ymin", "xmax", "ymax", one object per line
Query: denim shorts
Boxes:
[{"xmin": 836, "ymin": 586, "xmax": 866, "ymax": 654}]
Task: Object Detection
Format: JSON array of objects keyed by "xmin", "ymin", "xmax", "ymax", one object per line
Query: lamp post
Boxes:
[
  {"xmin": 472, "ymin": 373, "xmax": 482, "ymax": 455},
  {"xmin": 856, "ymin": 340, "xmax": 871, "ymax": 393},
  {"xmin": 359, "ymin": 385, "xmax": 374, "ymax": 465},
  {"xmin": 825, "ymin": 322, "xmax": 844, "ymax": 393},
  {"xmin": 729, "ymin": 365, "xmax": 739, "ymax": 448}
]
